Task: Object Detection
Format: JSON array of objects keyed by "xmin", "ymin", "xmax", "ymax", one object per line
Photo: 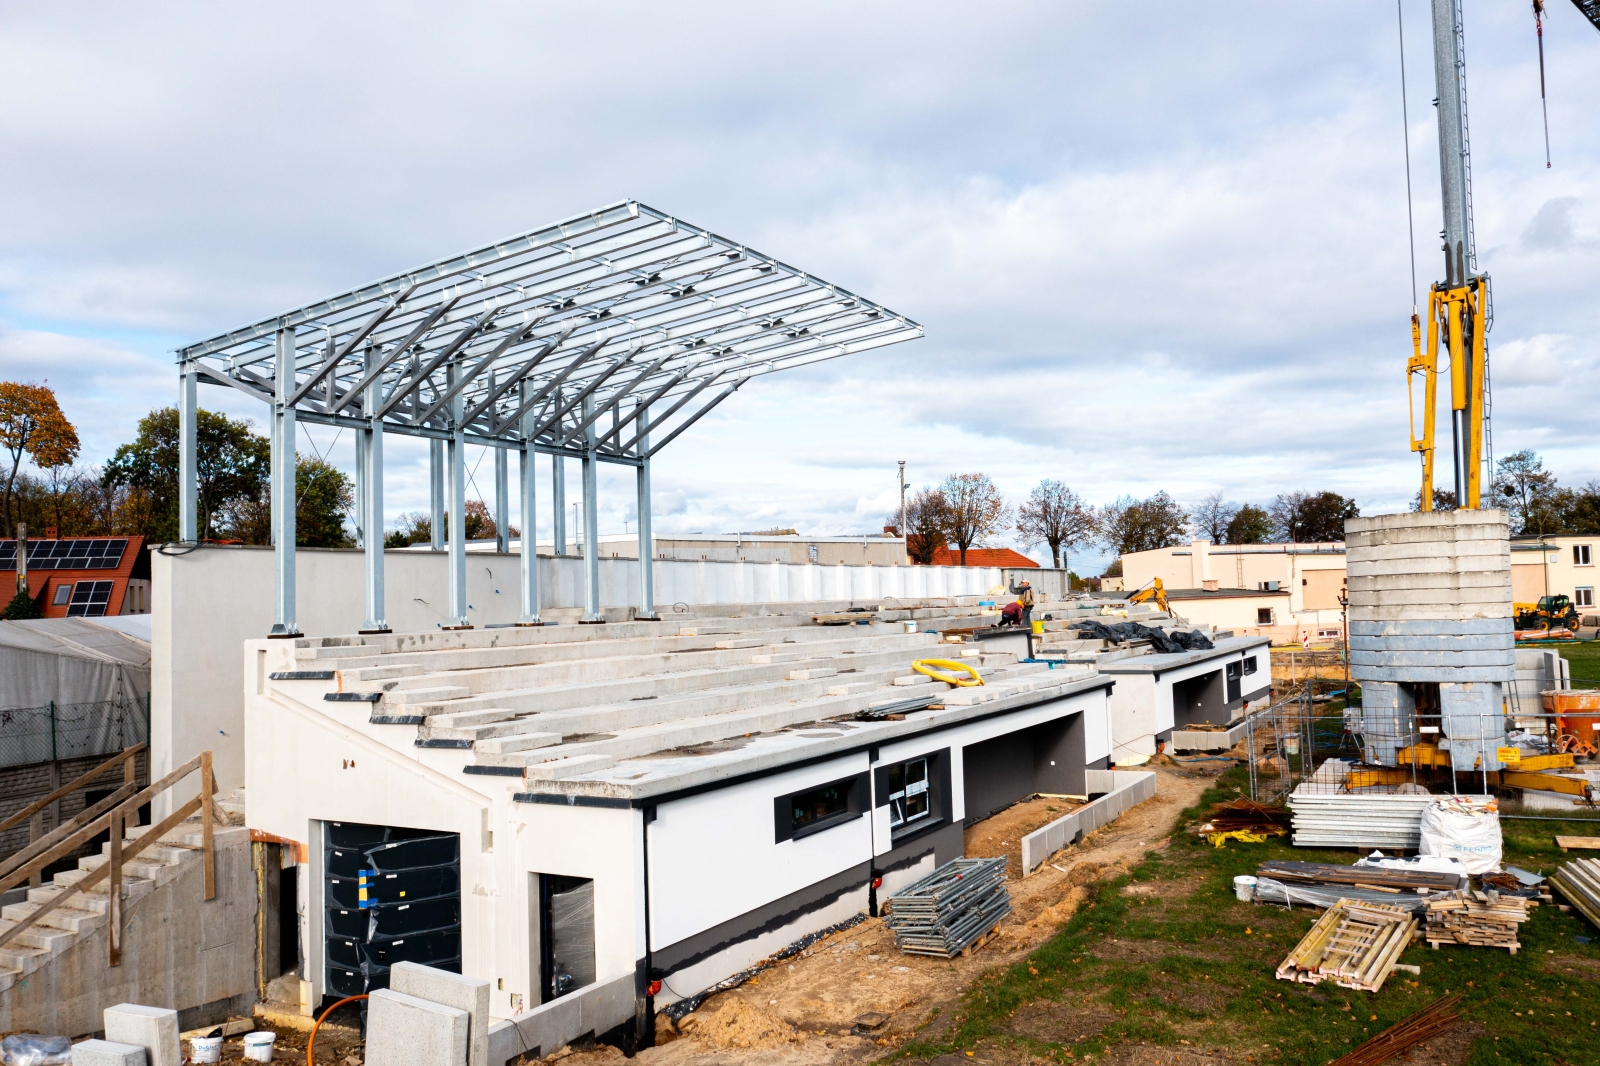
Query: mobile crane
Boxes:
[{"xmin": 1408, "ymin": 0, "xmax": 1599, "ymax": 510}]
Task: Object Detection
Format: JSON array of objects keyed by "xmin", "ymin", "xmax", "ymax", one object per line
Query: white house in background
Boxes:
[{"xmin": 1121, "ymin": 539, "xmax": 1348, "ymax": 644}]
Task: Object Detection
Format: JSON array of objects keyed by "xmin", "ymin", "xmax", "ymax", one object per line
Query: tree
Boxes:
[
  {"xmin": 1492, "ymin": 449, "xmax": 1560, "ymax": 535},
  {"xmin": 1097, "ymin": 491, "xmax": 1188, "ymax": 555},
  {"xmin": 0, "ymin": 382, "xmax": 80, "ymax": 536},
  {"xmin": 1411, "ymin": 488, "xmax": 1458, "ymax": 513},
  {"xmin": 1102, "ymin": 559, "xmax": 1123, "ymax": 578},
  {"xmin": 1269, "ymin": 491, "xmax": 1359, "ymax": 542},
  {"xmin": 939, "ymin": 473, "xmax": 1009, "ymax": 567},
  {"xmin": 104, "ymin": 407, "xmax": 269, "ymax": 541},
  {"xmin": 1016, "ymin": 479, "xmax": 1097, "ymax": 569},
  {"xmin": 1225, "ymin": 503, "xmax": 1272, "ymax": 544},
  {"xmin": 898, "ymin": 487, "xmax": 948, "ymax": 565},
  {"xmin": 1191, "ymin": 492, "xmax": 1237, "ymax": 544},
  {"xmin": 295, "ymin": 457, "xmax": 355, "ymax": 547}
]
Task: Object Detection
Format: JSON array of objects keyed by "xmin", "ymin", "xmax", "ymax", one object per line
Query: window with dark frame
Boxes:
[
  {"xmin": 1577, "ymin": 587, "xmax": 1595, "ymax": 609},
  {"xmin": 886, "ymin": 757, "xmax": 930, "ymax": 830},
  {"xmin": 789, "ymin": 780, "xmax": 850, "ymax": 834},
  {"xmin": 1256, "ymin": 608, "xmax": 1273, "ymax": 625},
  {"xmin": 1243, "ymin": 656, "xmax": 1258, "ymax": 675},
  {"xmin": 53, "ymin": 584, "xmax": 73, "ymax": 606},
  {"xmin": 1576, "ymin": 544, "xmax": 1593, "ymax": 567}
]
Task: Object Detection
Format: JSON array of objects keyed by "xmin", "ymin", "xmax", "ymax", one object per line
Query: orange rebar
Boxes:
[{"xmin": 307, "ymin": 994, "xmax": 368, "ymax": 1066}]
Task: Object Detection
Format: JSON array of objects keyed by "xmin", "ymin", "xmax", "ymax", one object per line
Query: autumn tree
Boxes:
[
  {"xmin": 1097, "ymin": 491, "xmax": 1188, "ymax": 555},
  {"xmin": 1224, "ymin": 503, "xmax": 1272, "ymax": 544},
  {"xmin": 1492, "ymin": 450, "xmax": 1560, "ymax": 535},
  {"xmin": 939, "ymin": 473, "xmax": 1008, "ymax": 567},
  {"xmin": 1016, "ymin": 479, "xmax": 1096, "ymax": 569},
  {"xmin": 0, "ymin": 382, "xmax": 80, "ymax": 535},
  {"xmin": 890, "ymin": 487, "xmax": 948, "ymax": 565}
]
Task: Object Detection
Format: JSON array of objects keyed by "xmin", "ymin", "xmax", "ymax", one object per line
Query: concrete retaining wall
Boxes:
[
  {"xmin": 0, "ymin": 826, "xmax": 256, "ymax": 1039},
  {"xmin": 1019, "ymin": 770, "xmax": 1157, "ymax": 875},
  {"xmin": 487, "ymin": 973, "xmax": 636, "ymax": 1063}
]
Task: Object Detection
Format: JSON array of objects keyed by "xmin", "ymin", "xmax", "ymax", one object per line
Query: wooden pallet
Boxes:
[
  {"xmin": 1556, "ymin": 836, "xmax": 1600, "ymax": 852},
  {"xmin": 960, "ymin": 924, "xmax": 1003, "ymax": 957}
]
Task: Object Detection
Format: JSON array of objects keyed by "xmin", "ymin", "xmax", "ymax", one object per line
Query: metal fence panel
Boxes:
[{"xmin": 0, "ymin": 698, "xmax": 149, "ymax": 769}]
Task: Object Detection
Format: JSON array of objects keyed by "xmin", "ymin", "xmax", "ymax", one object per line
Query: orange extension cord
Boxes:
[{"xmin": 306, "ymin": 994, "xmax": 367, "ymax": 1066}]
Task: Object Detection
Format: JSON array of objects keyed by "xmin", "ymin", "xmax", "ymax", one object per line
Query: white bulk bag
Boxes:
[{"xmin": 1418, "ymin": 800, "xmax": 1502, "ymax": 874}]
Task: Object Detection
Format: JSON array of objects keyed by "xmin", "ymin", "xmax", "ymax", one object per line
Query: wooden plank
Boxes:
[
  {"xmin": 201, "ymin": 751, "xmax": 215, "ymax": 901},
  {"xmin": 108, "ymin": 807, "xmax": 122, "ymax": 967},
  {"xmin": 0, "ymin": 744, "xmax": 146, "ymax": 835},
  {"xmin": 1556, "ymin": 836, "xmax": 1600, "ymax": 852}
]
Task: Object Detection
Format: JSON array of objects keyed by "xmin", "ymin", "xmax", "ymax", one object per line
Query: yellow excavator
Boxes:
[{"xmin": 1126, "ymin": 577, "xmax": 1171, "ymax": 614}]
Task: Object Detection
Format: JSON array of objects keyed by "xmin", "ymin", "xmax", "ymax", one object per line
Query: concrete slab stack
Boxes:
[{"xmin": 1346, "ymin": 510, "xmax": 1515, "ymax": 771}]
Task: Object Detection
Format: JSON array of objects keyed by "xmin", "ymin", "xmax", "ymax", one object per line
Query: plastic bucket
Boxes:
[
  {"xmin": 190, "ymin": 1037, "xmax": 223, "ymax": 1064},
  {"xmin": 1031, "ymin": 620, "xmax": 1045, "ymax": 635},
  {"xmin": 242, "ymin": 1032, "xmax": 276, "ymax": 1063},
  {"xmin": 1234, "ymin": 875, "xmax": 1257, "ymax": 902},
  {"xmin": 1282, "ymin": 736, "xmax": 1301, "ymax": 755},
  {"xmin": 904, "ymin": 620, "xmax": 919, "ymax": 634}
]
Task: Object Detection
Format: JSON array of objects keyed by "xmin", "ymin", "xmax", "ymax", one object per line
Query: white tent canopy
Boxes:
[{"xmin": 0, "ymin": 617, "xmax": 151, "ymax": 711}]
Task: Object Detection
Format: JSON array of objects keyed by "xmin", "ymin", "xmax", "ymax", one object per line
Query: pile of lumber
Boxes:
[
  {"xmin": 1276, "ymin": 898, "xmax": 1417, "ymax": 992},
  {"xmin": 883, "ymin": 857, "xmax": 1010, "ymax": 958},
  {"xmin": 1258, "ymin": 860, "xmax": 1463, "ymax": 893},
  {"xmin": 1201, "ymin": 799, "xmax": 1291, "ymax": 834},
  {"xmin": 1550, "ymin": 857, "xmax": 1600, "ymax": 931},
  {"xmin": 1328, "ymin": 993, "xmax": 1463, "ymax": 1066},
  {"xmin": 1423, "ymin": 890, "xmax": 1532, "ymax": 953}
]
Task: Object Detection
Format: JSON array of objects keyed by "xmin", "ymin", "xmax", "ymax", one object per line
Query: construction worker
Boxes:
[{"xmin": 1010, "ymin": 578, "xmax": 1036, "ymax": 629}]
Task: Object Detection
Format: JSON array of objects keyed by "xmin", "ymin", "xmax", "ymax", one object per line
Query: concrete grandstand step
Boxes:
[
  {"xmin": 386, "ymin": 685, "xmax": 473, "ymax": 706},
  {"xmin": 473, "ymin": 732, "xmax": 564, "ymax": 755},
  {"xmin": 0, "ymin": 919, "xmax": 75, "ymax": 954},
  {"xmin": 296, "ymin": 644, "xmax": 382, "ymax": 661},
  {"xmin": 0, "ymin": 943, "xmax": 52, "ymax": 975},
  {"xmin": 523, "ymin": 754, "xmax": 617, "ymax": 780},
  {"xmin": 1, "ymin": 899, "xmax": 105, "ymax": 935},
  {"xmin": 339, "ymin": 663, "xmax": 426, "ymax": 682}
]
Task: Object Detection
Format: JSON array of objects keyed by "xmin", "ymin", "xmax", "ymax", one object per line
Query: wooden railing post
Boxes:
[
  {"xmin": 108, "ymin": 806, "xmax": 123, "ymax": 966},
  {"xmin": 27, "ymin": 813, "xmax": 42, "ymax": 888},
  {"xmin": 123, "ymin": 751, "xmax": 138, "ymax": 827},
  {"xmin": 200, "ymin": 751, "xmax": 215, "ymax": 901}
]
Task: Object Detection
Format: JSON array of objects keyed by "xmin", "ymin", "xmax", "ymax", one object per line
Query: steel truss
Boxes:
[{"xmin": 174, "ymin": 201, "xmax": 922, "ymax": 635}]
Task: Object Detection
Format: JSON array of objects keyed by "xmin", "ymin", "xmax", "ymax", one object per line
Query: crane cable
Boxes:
[{"xmin": 1534, "ymin": 0, "xmax": 1553, "ymax": 167}]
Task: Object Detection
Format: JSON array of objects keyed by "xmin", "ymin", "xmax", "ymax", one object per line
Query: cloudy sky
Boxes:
[{"xmin": 2, "ymin": 1, "xmax": 1597, "ymax": 571}]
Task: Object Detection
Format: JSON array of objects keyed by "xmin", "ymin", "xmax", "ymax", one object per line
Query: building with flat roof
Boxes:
[
  {"xmin": 1510, "ymin": 533, "xmax": 1600, "ymax": 611},
  {"xmin": 1121, "ymin": 539, "xmax": 1346, "ymax": 643}
]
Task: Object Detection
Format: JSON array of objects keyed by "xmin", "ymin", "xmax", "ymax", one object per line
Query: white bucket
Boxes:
[
  {"xmin": 1233, "ymin": 875, "xmax": 1257, "ymax": 902},
  {"xmin": 904, "ymin": 620, "xmax": 918, "ymax": 634},
  {"xmin": 242, "ymin": 1031, "xmax": 277, "ymax": 1063},
  {"xmin": 190, "ymin": 1037, "xmax": 223, "ymax": 1064},
  {"xmin": 1282, "ymin": 736, "xmax": 1300, "ymax": 755}
]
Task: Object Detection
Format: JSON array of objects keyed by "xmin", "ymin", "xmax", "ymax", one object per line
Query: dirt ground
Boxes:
[{"xmin": 559, "ymin": 762, "xmax": 1221, "ymax": 1066}]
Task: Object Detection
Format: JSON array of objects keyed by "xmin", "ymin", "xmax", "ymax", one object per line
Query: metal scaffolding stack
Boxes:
[{"xmin": 883, "ymin": 857, "xmax": 1010, "ymax": 957}]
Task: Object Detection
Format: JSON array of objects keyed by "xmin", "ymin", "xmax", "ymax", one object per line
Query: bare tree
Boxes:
[
  {"xmin": 940, "ymin": 473, "xmax": 1009, "ymax": 566},
  {"xmin": 1191, "ymin": 491, "xmax": 1236, "ymax": 544},
  {"xmin": 1016, "ymin": 479, "xmax": 1097, "ymax": 570}
]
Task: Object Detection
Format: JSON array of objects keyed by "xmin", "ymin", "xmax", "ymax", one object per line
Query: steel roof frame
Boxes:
[{"xmin": 179, "ymin": 200, "xmax": 923, "ymax": 464}]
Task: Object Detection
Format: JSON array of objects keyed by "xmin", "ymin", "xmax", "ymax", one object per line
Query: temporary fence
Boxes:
[{"xmin": 0, "ymin": 697, "xmax": 150, "ymax": 770}]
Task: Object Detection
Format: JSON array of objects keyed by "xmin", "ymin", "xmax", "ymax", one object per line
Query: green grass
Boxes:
[
  {"xmin": 1554, "ymin": 641, "xmax": 1600, "ymax": 688},
  {"xmin": 893, "ymin": 767, "xmax": 1600, "ymax": 1065}
]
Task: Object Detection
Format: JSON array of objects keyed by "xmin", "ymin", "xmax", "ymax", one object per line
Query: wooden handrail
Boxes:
[
  {"xmin": 0, "ymin": 744, "xmax": 146, "ymax": 835},
  {"xmin": 0, "ymin": 792, "xmax": 205, "ymax": 959},
  {"xmin": 0, "ymin": 782, "xmax": 136, "ymax": 881},
  {"xmin": 0, "ymin": 753, "xmax": 207, "ymax": 897}
]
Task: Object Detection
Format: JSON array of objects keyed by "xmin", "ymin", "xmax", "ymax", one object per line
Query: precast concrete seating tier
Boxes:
[{"xmin": 265, "ymin": 599, "xmax": 1101, "ymax": 793}]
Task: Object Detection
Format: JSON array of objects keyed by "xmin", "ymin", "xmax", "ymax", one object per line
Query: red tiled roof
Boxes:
[
  {"xmin": 1, "ymin": 535, "xmax": 147, "ymax": 617},
  {"xmin": 927, "ymin": 546, "xmax": 1039, "ymax": 568}
]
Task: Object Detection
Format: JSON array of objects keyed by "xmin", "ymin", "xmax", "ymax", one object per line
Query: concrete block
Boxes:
[
  {"xmin": 366, "ymin": 988, "xmax": 470, "ymax": 1066},
  {"xmin": 103, "ymin": 1004, "xmax": 179, "ymax": 1066},
  {"xmin": 390, "ymin": 962, "xmax": 491, "ymax": 1066},
  {"xmin": 825, "ymin": 682, "xmax": 875, "ymax": 696},
  {"xmin": 786, "ymin": 667, "xmax": 837, "ymax": 681},
  {"xmin": 891, "ymin": 673, "xmax": 931, "ymax": 687},
  {"xmin": 523, "ymin": 754, "xmax": 616, "ymax": 780},
  {"xmin": 72, "ymin": 1040, "xmax": 147, "ymax": 1066}
]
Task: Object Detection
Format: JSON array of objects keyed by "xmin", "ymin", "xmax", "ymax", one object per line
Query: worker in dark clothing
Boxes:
[{"xmin": 1010, "ymin": 578, "xmax": 1036, "ymax": 629}]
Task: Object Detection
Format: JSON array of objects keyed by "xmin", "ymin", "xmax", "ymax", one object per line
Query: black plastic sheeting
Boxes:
[
  {"xmin": 661, "ymin": 913, "xmax": 868, "ymax": 1026},
  {"xmin": 1069, "ymin": 620, "xmax": 1213, "ymax": 655}
]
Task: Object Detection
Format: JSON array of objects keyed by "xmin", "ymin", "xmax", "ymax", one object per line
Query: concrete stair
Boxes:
[{"xmin": 0, "ymin": 814, "xmax": 217, "ymax": 994}]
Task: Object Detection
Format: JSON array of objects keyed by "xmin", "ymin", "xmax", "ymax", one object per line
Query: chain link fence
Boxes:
[{"xmin": 0, "ymin": 697, "xmax": 150, "ymax": 770}]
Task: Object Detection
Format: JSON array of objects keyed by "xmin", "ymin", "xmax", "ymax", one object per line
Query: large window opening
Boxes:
[
  {"xmin": 886, "ymin": 758, "xmax": 930, "ymax": 830},
  {"xmin": 533, "ymin": 874, "xmax": 595, "ymax": 1004},
  {"xmin": 323, "ymin": 821, "xmax": 461, "ymax": 1002},
  {"xmin": 774, "ymin": 772, "xmax": 866, "ymax": 842}
]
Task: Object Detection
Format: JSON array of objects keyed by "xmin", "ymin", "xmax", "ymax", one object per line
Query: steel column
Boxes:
[
  {"xmin": 446, "ymin": 361, "xmax": 470, "ymax": 628},
  {"xmin": 271, "ymin": 329, "xmax": 300, "ymax": 636},
  {"xmin": 353, "ymin": 425, "xmax": 367, "ymax": 549},
  {"xmin": 429, "ymin": 439, "xmax": 445, "ymax": 550},
  {"xmin": 178, "ymin": 361, "xmax": 198, "ymax": 542},
  {"xmin": 551, "ymin": 451, "xmax": 566, "ymax": 557},
  {"xmin": 362, "ymin": 347, "xmax": 387, "ymax": 632},
  {"xmin": 518, "ymin": 381, "xmax": 541, "ymax": 625},
  {"xmin": 494, "ymin": 445, "xmax": 510, "ymax": 554},
  {"xmin": 580, "ymin": 395, "xmax": 602, "ymax": 623},
  {"xmin": 1430, "ymin": 0, "xmax": 1474, "ymax": 286},
  {"xmin": 635, "ymin": 406, "xmax": 658, "ymax": 620}
]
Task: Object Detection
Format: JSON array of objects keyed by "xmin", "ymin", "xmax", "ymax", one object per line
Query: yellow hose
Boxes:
[{"xmin": 912, "ymin": 658, "xmax": 984, "ymax": 687}]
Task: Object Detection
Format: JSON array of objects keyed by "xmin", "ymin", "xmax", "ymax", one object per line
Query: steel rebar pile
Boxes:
[
  {"xmin": 1550, "ymin": 857, "xmax": 1600, "ymax": 931},
  {"xmin": 882, "ymin": 857, "xmax": 1010, "ymax": 957},
  {"xmin": 1275, "ymin": 898, "xmax": 1417, "ymax": 992},
  {"xmin": 1423, "ymin": 890, "xmax": 1531, "ymax": 952},
  {"xmin": 1327, "ymin": 993, "xmax": 1463, "ymax": 1066}
]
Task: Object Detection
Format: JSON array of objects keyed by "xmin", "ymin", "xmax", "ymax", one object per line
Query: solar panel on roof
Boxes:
[
  {"xmin": 66, "ymin": 580, "xmax": 114, "ymax": 617},
  {"xmin": 0, "ymin": 538, "xmax": 127, "ymax": 571}
]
